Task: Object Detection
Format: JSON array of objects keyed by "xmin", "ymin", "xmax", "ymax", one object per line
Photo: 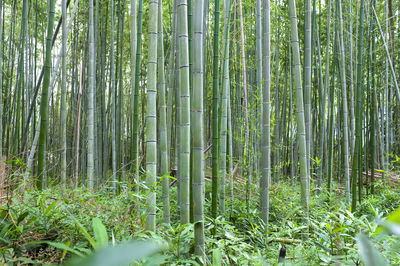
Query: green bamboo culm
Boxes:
[
  {"xmin": 110, "ymin": 0, "xmax": 117, "ymax": 194},
  {"xmin": 327, "ymin": 30, "xmax": 337, "ymax": 194},
  {"xmin": 0, "ymin": 0, "xmax": 3, "ymax": 160},
  {"xmin": 323, "ymin": 0, "xmax": 333, "ymax": 185},
  {"xmin": 157, "ymin": 0, "xmax": 170, "ymax": 224},
  {"xmin": 178, "ymin": 0, "xmax": 191, "ymax": 225},
  {"xmin": 348, "ymin": 0, "xmax": 356, "ymax": 154},
  {"xmin": 304, "ymin": 0, "xmax": 312, "ymax": 175},
  {"xmin": 369, "ymin": 0, "xmax": 376, "ymax": 195},
  {"xmin": 60, "ymin": 0, "xmax": 67, "ymax": 185},
  {"xmin": 351, "ymin": 0, "xmax": 365, "ymax": 212},
  {"xmin": 260, "ymin": 0, "xmax": 271, "ymax": 225},
  {"xmin": 187, "ymin": 0, "xmax": 192, "ymax": 87},
  {"xmin": 238, "ymin": 0, "xmax": 250, "ymax": 213},
  {"xmin": 115, "ymin": 1, "xmax": 124, "ymax": 184},
  {"xmin": 211, "ymin": 0, "xmax": 221, "ymax": 220},
  {"xmin": 218, "ymin": 0, "xmax": 232, "ymax": 216},
  {"xmin": 87, "ymin": 0, "xmax": 96, "ymax": 189},
  {"xmin": 192, "ymin": 0, "xmax": 205, "ymax": 255},
  {"xmin": 188, "ymin": 0, "xmax": 194, "ymax": 225},
  {"xmin": 37, "ymin": 0, "xmax": 56, "ymax": 190},
  {"xmin": 337, "ymin": 0, "xmax": 351, "ymax": 203},
  {"xmin": 129, "ymin": 0, "xmax": 137, "ymax": 180},
  {"xmin": 327, "ymin": 5, "xmax": 335, "ymax": 194},
  {"xmin": 225, "ymin": 0, "xmax": 234, "ymax": 212},
  {"xmin": 145, "ymin": 0, "xmax": 159, "ymax": 232},
  {"xmin": 288, "ymin": 0, "xmax": 310, "ymax": 216},
  {"xmin": 174, "ymin": 0, "xmax": 182, "ymax": 210},
  {"xmin": 132, "ymin": 0, "xmax": 144, "ymax": 191},
  {"xmin": 255, "ymin": 0, "xmax": 262, "ymax": 184}
]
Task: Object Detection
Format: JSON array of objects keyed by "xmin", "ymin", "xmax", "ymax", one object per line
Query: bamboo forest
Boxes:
[{"xmin": 1, "ymin": 0, "xmax": 400, "ymax": 264}]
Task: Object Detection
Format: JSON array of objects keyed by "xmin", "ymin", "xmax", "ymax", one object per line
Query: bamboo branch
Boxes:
[{"xmin": 372, "ymin": 6, "xmax": 400, "ymax": 104}]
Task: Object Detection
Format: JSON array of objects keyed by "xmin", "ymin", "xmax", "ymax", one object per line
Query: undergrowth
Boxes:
[{"xmin": 0, "ymin": 178, "xmax": 399, "ymax": 265}]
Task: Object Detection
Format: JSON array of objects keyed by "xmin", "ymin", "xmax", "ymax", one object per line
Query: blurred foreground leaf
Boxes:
[
  {"xmin": 67, "ymin": 240, "xmax": 162, "ymax": 266},
  {"xmin": 357, "ymin": 233, "xmax": 388, "ymax": 266}
]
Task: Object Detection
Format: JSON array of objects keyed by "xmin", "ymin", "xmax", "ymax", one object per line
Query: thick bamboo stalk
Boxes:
[
  {"xmin": 87, "ymin": 0, "xmax": 96, "ymax": 189},
  {"xmin": 351, "ymin": 0, "xmax": 365, "ymax": 211},
  {"xmin": 338, "ymin": 0, "xmax": 350, "ymax": 203},
  {"xmin": 111, "ymin": 0, "xmax": 117, "ymax": 194},
  {"xmin": 130, "ymin": 0, "xmax": 137, "ymax": 172},
  {"xmin": 132, "ymin": 0, "xmax": 144, "ymax": 191},
  {"xmin": 37, "ymin": 0, "xmax": 56, "ymax": 190},
  {"xmin": 192, "ymin": 0, "xmax": 205, "ymax": 255},
  {"xmin": 288, "ymin": 0, "xmax": 310, "ymax": 215},
  {"xmin": 304, "ymin": 0, "xmax": 312, "ymax": 174},
  {"xmin": 178, "ymin": 0, "xmax": 191, "ymax": 225},
  {"xmin": 260, "ymin": 0, "xmax": 271, "ymax": 225},
  {"xmin": 60, "ymin": 0, "xmax": 68, "ymax": 185},
  {"xmin": 323, "ymin": 0, "xmax": 332, "ymax": 180},
  {"xmin": 145, "ymin": 0, "xmax": 159, "ymax": 231},
  {"xmin": 348, "ymin": 0, "xmax": 355, "ymax": 153},
  {"xmin": 157, "ymin": 0, "xmax": 170, "ymax": 224},
  {"xmin": 218, "ymin": 0, "xmax": 232, "ymax": 215},
  {"xmin": 238, "ymin": 0, "xmax": 250, "ymax": 212},
  {"xmin": 211, "ymin": 0, "xmax": 221, "ymax": 219}
]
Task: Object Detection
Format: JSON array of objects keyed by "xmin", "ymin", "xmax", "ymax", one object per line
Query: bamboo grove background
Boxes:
[{"xmin": 0, "ymin": 0, "xmax": 399, "ymax": 256}]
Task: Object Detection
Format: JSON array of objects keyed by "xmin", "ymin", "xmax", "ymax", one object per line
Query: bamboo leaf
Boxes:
[
  {"xmin": 69, "ymin": 213, "xmax": 96, "ymax": 249},
  {"xmin": 67, "ymin": 240, "xmax": 161, "ymax": 266},
  {"xmin": 27, "ymin": 241, "xmax": 84, "ymax": 257},
  {"xmin": 45, "ymin": 200, "xmax": 59, "ymax": 215},
  {"xmin": 92, "ymin": 218, "xmax": 108, "ymax": 250},
  {"xmin": 357, "ymin": 233, "xmax": 388, "ymax": 266}
]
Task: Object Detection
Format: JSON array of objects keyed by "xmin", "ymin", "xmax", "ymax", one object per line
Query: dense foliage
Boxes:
[{"xmin": 1, "ymin": 175, "xmax": 399, "ymax": 264}]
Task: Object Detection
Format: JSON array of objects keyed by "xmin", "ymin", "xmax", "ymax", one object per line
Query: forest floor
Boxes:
[{"xmin": 0, "ymin": 173, "xmax": 399, "ymax": 265}]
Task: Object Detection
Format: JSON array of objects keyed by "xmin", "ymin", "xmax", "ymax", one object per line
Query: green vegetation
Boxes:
[
  {"xmin": 0, "ymin": 0, "xmax": 399, "ymax": 264},
  {"xmin": 1, "ymin": 179, "xmax": 400, "ymax": 264}
]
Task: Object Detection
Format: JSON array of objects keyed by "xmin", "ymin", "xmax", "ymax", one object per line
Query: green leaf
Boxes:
[
  {"xmin": 92, "ymin": 218, "xmax": 108, "ymax": 250},
  {"xmin": 225, "ymin": 231, "xmax": 235, "ymax": 239},
  {"xmin": 376, "ymin": 207, "xmax": 400, "ymax": 235},
  {"xmin": 0, "ymin": 236, "xmax": 10, "ymax": 244},
  {"xmin": 141, "ymin": 254, "xmax": 169, "ymax": 266},
  {"xmin": 313, "ymin": 241, "xmax": 330, "ymax": 253},
  {"xmin": 45, "ymin": 200, "xmax": 59, "ymax": 215},
  {"xmin": 383, "ymin": 223, "xmax": 400, "ymax": 236},
  {"xmin": 326, "ymin": 223, "xmax": 331, "ymax": 232},
  {"xmin": 69, "ymin": 213, "xmax": 97, "ymax": 249},
  {"xmin": 27, "ymin": 241, "xmax": 84, "ymax": 257},
  {"xmin": 385, "ymin": 207, "xmax": 400, "ymax": 224},
  {"xmin": 76, "ymin": 247, "xmax": 92, "ymax": 255},
  {"xmin": 391, "ymin": 155, "xmax": 400, "ymax": 163},
  {"xmin": 67, "ymin": 240, "xmax": 161, "ymax": 266},
  {"xmin": 212, "ymin": 248, "xmax": 222, "ymax": 265},
  {"xmin": 16, "ymin": 211, "xmax": 29, "ymax": 225},
  {"xmin": 357, "ymin": 233, "xmax": 388, "ymax": 266},
  {"xmin": 6, "ymin": 257, "xmax": 38, "ymax": 264}
]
